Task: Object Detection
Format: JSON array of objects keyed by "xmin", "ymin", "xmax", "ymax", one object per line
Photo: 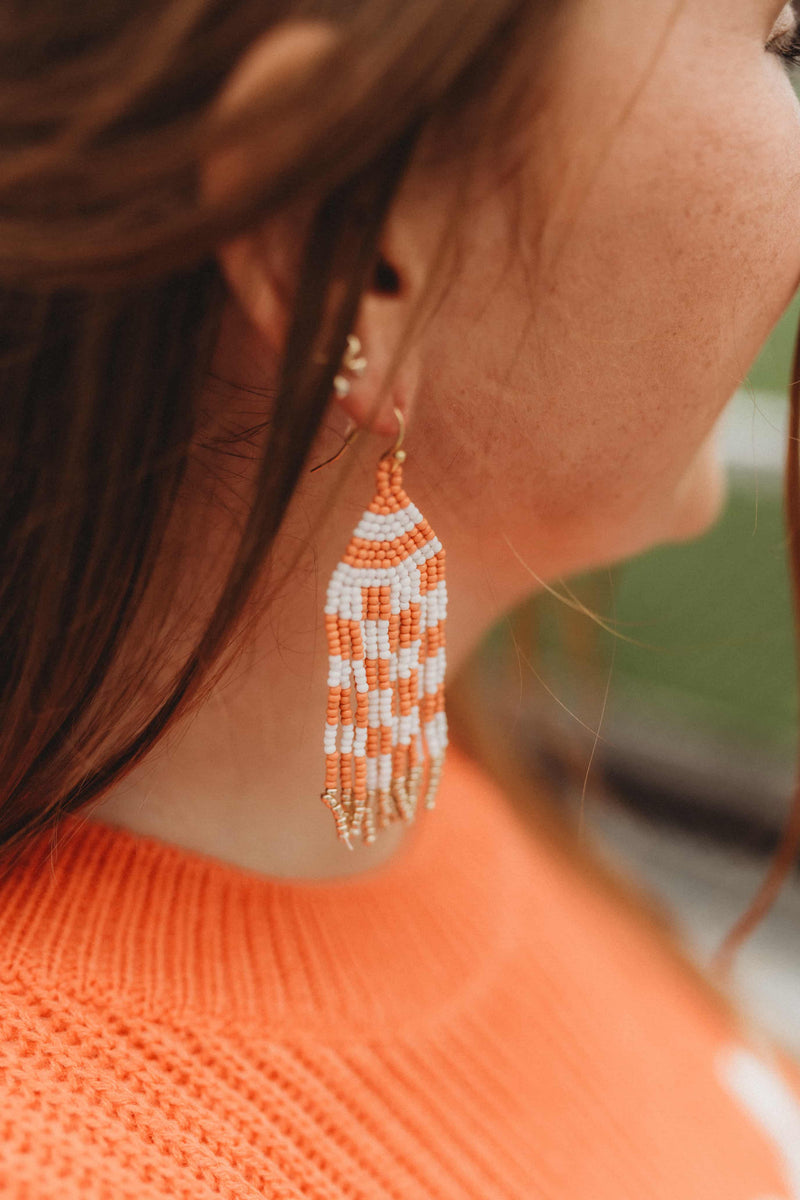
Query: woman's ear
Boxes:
[
  {"xmin": 201, "ymin": 22, "xmax": 335, "ymax": 356},
  {"xmin": 201, "ymin": 23, "xmax": 429, "ymax": 439}
]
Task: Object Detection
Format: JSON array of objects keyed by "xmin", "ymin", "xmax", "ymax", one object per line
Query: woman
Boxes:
[{"xmin": 3, "ymin": 0, "xmax": 800, "ymax": 1195}]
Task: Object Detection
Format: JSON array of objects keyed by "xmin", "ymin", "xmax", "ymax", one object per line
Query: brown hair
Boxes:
[{"xmin": 0, "ymin": 0, "xmax": 557, "ymax": 863}]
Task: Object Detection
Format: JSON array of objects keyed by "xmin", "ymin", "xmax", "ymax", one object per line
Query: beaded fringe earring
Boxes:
[{"xmin": 315, "ymin": 362, "xmax": 448, "ymax": 849}]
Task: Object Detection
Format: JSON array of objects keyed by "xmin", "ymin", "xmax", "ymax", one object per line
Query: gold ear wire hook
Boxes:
[
  {"xmin": 309, "ymin": 420, "xmax": 360, "ymax": 473},
  {"xmin": 388, "ymin": 405, "xmax": 406, "ymax": 462}
]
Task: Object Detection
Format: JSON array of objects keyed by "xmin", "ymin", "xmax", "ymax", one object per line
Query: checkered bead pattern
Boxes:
[{"xmin": 321, "ymin": 449, "xmax": 447, "ymax": 848}]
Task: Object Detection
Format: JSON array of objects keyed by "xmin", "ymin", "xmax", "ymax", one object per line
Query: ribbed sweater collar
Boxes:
[{"xmin": 0, "ymin": 746, "xmax": 522, "ymax": 1037}]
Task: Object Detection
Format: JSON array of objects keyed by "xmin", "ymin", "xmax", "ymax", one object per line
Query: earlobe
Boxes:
[
  {"xmin": 332, "ymin": 278, "xmax": 423, "ymax": 440},
  {"xmin": 215, "ymin": 206, "xmax": 421, "ymax": 438}
]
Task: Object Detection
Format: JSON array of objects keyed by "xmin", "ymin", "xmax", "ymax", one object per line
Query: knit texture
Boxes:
[{"xmin": 1, "ymin": 743, "xmax": 800, "ymax": 1199}]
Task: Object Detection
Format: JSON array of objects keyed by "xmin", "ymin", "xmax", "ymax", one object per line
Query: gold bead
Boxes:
[
  {"xmin": 321, "ymin": 788, "xmax": 354, "ymax": 849},
  {"xmin": 377, "ymin": 789, "xmax": 394, "ymax": 829},
  {"xmin": 363, "ymin": 793, "xmax": 377, "ymax": 845}
]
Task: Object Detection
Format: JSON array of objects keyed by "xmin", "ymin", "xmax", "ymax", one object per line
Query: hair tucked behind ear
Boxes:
[{"xmin": 0, "ymin": 0, "xmax": 557, "ymax": 865}]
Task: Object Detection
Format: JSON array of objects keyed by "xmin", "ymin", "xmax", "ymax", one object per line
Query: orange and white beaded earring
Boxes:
[{"xmin": 315, "ymin": 345, "xmax": 448, "ymax": 850}]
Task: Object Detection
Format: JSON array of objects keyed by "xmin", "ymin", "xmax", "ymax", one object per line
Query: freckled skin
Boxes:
[
  {"xmin": 95, "ymin": 0, "xmax": 800, "ymax": 878},
  {"xmin": 400, "ymin": 0, "xmax": 800, "ymax": 647},
  {"xmin": 212, "ymin": 0, "xmax": 800, "ymax": 667}
]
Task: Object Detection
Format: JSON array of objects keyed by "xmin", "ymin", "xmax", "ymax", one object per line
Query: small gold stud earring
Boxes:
[{"xmin": 332, "ymin": 334, "xmax": 367, "ymax": 398}]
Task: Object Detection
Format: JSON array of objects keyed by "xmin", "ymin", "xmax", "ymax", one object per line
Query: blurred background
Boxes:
[{"xmin": 459, "ymin": 290, "xmax": 800, "ymax": 1058}]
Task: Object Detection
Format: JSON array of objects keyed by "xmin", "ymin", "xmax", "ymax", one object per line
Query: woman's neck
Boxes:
[{"xmin": 90, "ymin": 534, "xmax": 417, "ymax": 881}]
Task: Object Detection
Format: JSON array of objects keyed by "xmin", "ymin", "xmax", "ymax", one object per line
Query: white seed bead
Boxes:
[
  {"xmin": 435, "ymin": 709, "xmax": 448, "ymax": 747},
  {"xmin": 353, "ymin": 665, "xmax": 369, "ymax": 693}
]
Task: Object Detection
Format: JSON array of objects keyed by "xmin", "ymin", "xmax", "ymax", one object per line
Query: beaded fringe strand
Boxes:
[{"xmin": 321, "ymin": 449, "xmax": 447, "ymax": 848}]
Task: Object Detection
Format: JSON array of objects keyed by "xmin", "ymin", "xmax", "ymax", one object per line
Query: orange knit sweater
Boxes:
[{"xmin": 2, "ymin": 743, "xmax": 800, "ymax": 1198}]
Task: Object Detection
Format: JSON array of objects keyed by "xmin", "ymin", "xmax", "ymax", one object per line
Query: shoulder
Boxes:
[
  {"xmin": 0, "ymin": 975, "xmax": 191, "ymax": 1200},
  {"xmin": 0, "ymin": 974, "xmax": 125, "ymax": 1199},
  {"xmin": 0, "ymin": 973, "xmax": 284, "ymax": 1200}
]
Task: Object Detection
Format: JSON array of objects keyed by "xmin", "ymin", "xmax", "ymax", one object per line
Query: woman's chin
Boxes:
[{"xmin": 664, "ymin": 438, "xmax": 728, "ymax": 546}]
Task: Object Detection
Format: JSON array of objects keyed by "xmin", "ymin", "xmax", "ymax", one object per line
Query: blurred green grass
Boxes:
[
  {"xmin": 503, "ymin": 288, "xmax": 800, "ymax": 758},
  {"xmin": 748, "ymin": 288, "xmax": 800, "ymax": 394},
  {"xmin": 604, "ymin": 484, "xmax": 797, "ymax": 754}
]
